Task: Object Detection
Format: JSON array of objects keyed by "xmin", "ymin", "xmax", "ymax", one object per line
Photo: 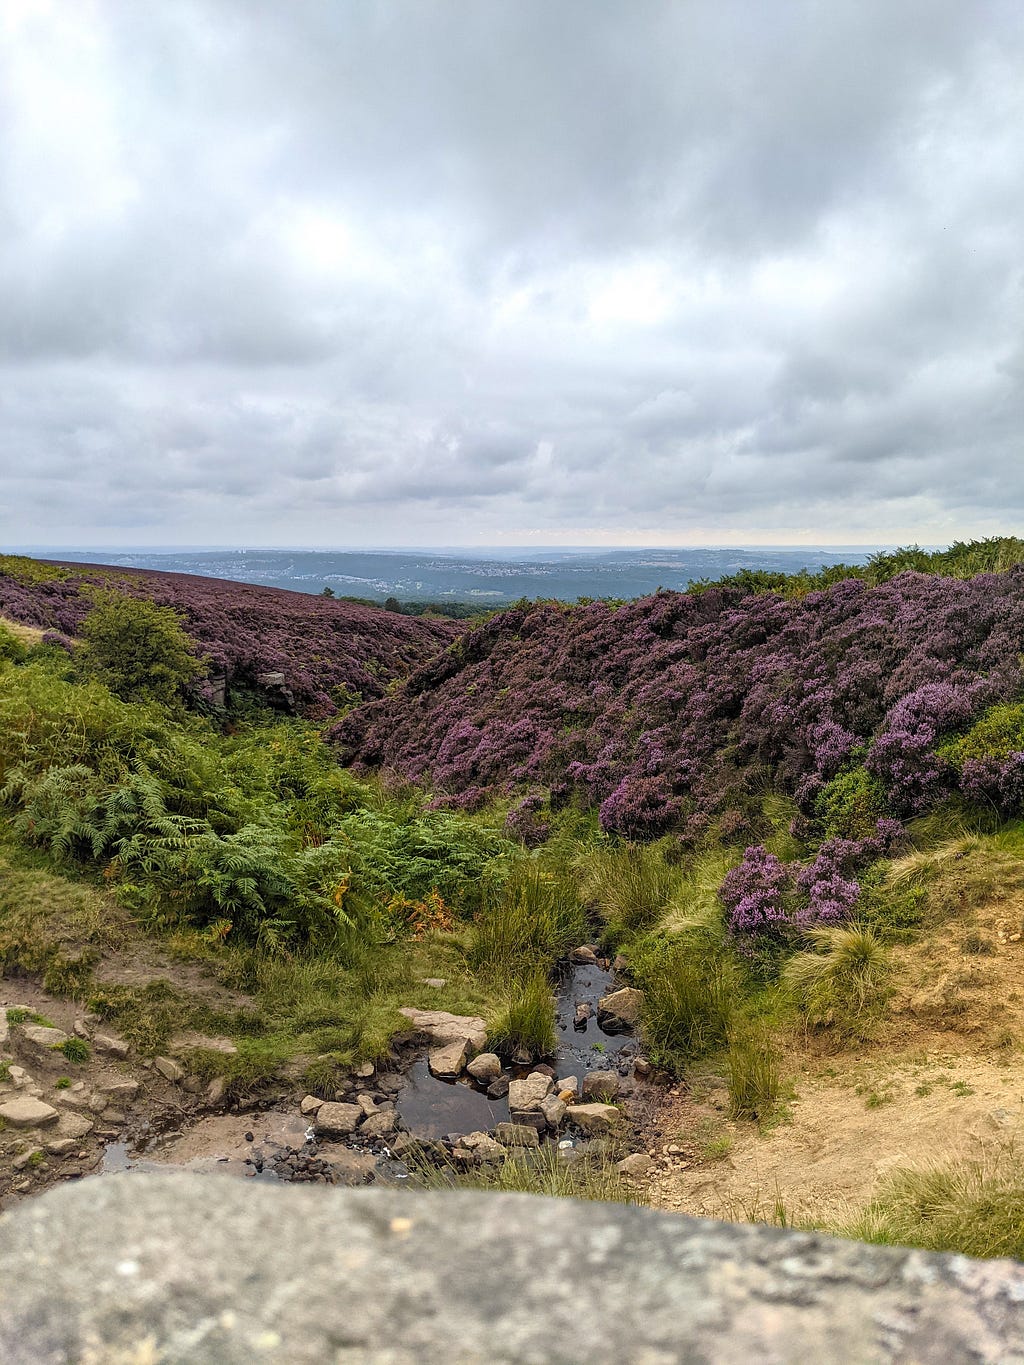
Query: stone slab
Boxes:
[{"xmin": 1, "ymin": 1176, "xmax": 1024, "ymax": 1363}]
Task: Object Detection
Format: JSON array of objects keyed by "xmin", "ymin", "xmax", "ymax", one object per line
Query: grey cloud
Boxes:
[{"xmin": 0, "ymin": 0, "xmax": 1022, "ymax": 546}]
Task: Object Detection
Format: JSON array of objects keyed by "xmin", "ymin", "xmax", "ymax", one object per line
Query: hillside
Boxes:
[
  {"xmin": 0, "ymin": 556, "xmax": 459, "ymax": 715},
  {"xmin": 334, "ymin": 549, "xmax": 1024, "ymax": 839}
]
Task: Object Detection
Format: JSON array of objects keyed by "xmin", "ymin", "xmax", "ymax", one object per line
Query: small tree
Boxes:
[{"xmin": 78, "ymin": 590, "xmax": 205, "ymax": 705}]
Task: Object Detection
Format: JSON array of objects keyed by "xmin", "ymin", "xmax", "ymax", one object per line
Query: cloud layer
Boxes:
[{"xmin": 2, "ymin": 0, "xmax": 1022, "ymax": 546}]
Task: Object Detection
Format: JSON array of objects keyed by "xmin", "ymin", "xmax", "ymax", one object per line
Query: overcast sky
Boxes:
[{"xmin": 1, "ymin": 1, "xmax": 1022, "ymax": 549}]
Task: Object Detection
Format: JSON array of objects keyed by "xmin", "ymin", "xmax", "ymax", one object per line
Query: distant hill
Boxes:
[{"xmin": 0, "ymin": 555, "xmax": 459, "ymax": 715}]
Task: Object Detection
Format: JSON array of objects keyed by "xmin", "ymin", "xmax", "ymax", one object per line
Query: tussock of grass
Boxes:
[
  {"xmin": 576, "ymin": 843, "xmax": 684, "ymax": 939},
  {"xmin": 727, "ymin": 1026, "xmax": 783, "ymax": 1121},
  {"xmin": 470, "ymin": 865, "xmax": 585, "ymax": 980},
  {"xmin": 487, "ymin": 971, "xmax": 557, "ymax": 1061},
  {"xmin": 782, "ymin": 925, "xmax": 891, "ymax": 1036},
  {"xmin": 631, "ymin": 934, "xmax": 735, "ymax": 1073},
  {"xmin": 839, "ymin": 1143, "xmax": 1024, "ymax": 1259},
  {"xmin": 409, "ymin": 1144, "xmax": 644, "ymax": 1204}
]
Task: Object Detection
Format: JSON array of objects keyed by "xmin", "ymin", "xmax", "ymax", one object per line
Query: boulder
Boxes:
[
  {"xmin": 97, "ymin": 1079, "xmax": 140, "ymax": 1102},
  {"xmin": 44, "ymin": 1137, "xmax": 80, "ymax": 1157},
  {"xmin": 582, "ymin": 1070, "xmax": 620, "ymax": 1102},
  {"xmin": 360, "ymin": 1112, "xmax": 398, "ymax": 1140},
  {"xmin": 397, "ymin": 1009, "xmax": 487, "ymax": 1054},
  {"xmin": 573, "ymin": 1003, "xmax": 592, "ymax": 1029},
  {"xmin": 92, "ymin": 1034, "xmax": 130, "ymax": 1060},
  {"xmin": 570, "ymin": 945, "xmax": 600, "ymax": 965},
  {"xmin": 154, "ymin": 1057, "xmax": 185, "ymax": 1083},
  {"xmin": 540, "ymin": 1095, "xmax": 567, "ymax": 1129},
  {"xmin": 617, "ymin": 1153, "xmax": 655, "ymax": 1177},
  {"xmin": 465, "ymin": 1052, "xmax": 502, "ymax": 1082},
  {"xmin": 633, "ymin": 1057, "xmax": 652, "ymax": 1078},
  {"xmin": 20, "ymin": 1025, "xmax": 68, "ymax": 1052},
  {"xmin": 0, "ymin": 1097, "xmax": 59, "ymax": 1129},
  {"xmin": 313, "ymin": 1103, "xmax": 363, "ymax": 1138},
  {"xmin": 493, "ymin": 1122, "xmax": 540, "ymax": 1148},
  {"xmin": 596, "ymin": 987, "xmax": 644, "ymax": 1034},
  {"xmin": 569, "ymin": 1103, "xmax": 623, "ymax": 1135},
  {"xmin": 56, "ymin": 1112, "xmax": 94, "ymax": 1141},
  {"xmin": 508, "ymin": 1072, "xmax": 553, "ymax": 1113},
  {"xmin": 355, "ymin": 1061, "xmax": 375, "ymax": 1080},
  {"xmin": 459, "ymin": 1132, "xmax": 505, "ymax": 1162},
  {"xmin": 427, "ymin": 1040, "xmax": 468, "ymax": 1079},
  {"xmin": 12, "ymin": 1147, "xmax": 43, "ymax": 1172},
  {"xmin": 299, "ymin": 1095, "xmax": 324, "ymax": 1117},
  {"xmin": 4, "ymin": 1177, "xmax": 1024, "ymax": 1362}
]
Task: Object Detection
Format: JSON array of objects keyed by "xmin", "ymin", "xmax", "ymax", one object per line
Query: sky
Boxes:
[{"xmin": 1, "ymin": 1, "xmax": 1022, "ymax": 550}]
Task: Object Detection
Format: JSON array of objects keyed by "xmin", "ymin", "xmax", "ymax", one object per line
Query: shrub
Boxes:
[
  {"xmin": 78, "ymin": 590, "xmax": 206, "ymax": 704},
  {"xmin": 60, "ymin": 1037, "xmax": 90, "ymax": 1063},
  {"xmin": 815, "ymin": 768, "xmax": 889, "ymax": 841},
  {"xmin": 782, "ymin": 924, "xmax": 891, "ymax": 1034}
]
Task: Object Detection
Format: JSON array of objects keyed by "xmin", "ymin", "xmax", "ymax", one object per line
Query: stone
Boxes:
[
  {"xmin": 168, "ymin": 1032, "xmax": 235, "ymax": 1059},
  {"xmin": 44, "ymin": 1138, "xmax": 79, "ymax": 1157},
  {"xmin": 427, "ymin": 1040, "xmax": 468, "ymax": 1079},
  {"xmin": 510, "ymin": 1045, "xmax": 533, "ymax": 1066},
  {"xmin": 459, "ymin": 1132, "xmax": 505, "ymax": 1162},
  {"xmin": 617, "ymin": 1153, "xmax": 654, "ymax": 1177},
  {"xmin": 97, "ymin": 1079, "xmax": 140, "ymax": 1102},
  {"xmin": 486, "ymin": 1075, "xmax": 510, "ymax": 1100},
  {"xmin": 12, "ymin": 1147, "xmax": 43, "ymax": 1172},
  {"xmin": 55, "ymin": 1112, "xmax": 94, "ymax": 1141},
  {"xmin": 20, "ymin": 1024, "xmax": 68, "ymax": 1051},
  {"xmin": 573, "ymin": 1003, "xmax": 592, "ymax": 1029},
  {"xmin": 154, "ymin": 1057, "xmax": 185, "ymax": 1083},
  {"xmin": 507, "ymin": 1072, "xmax": 553, "ymax": 1113},
  {"xmin": 356, "ymin": 1093, "xmax": 380, "ymax": 1117},
  {"xmin": 540, "ymin": 1095, "xmax": 567, "ymax": 1129},
  {"xmin": 556, "ymin": 1076, "xmax": 579, "ymax": 1099},
  {"xmin": 4, "ymin": 1177, "xmax": 1024, "ymax": 1361},
  {"xmin": 54, "ymin": 1085, "xmax": 92, "ymax": 1113},
  {"xmin": 313, "ymin": 1103, "xmax": 363, "ymax": 1138},
  {"xmin": 465, "ymin": 1052, "xmax": 502, "ymax": 1082},
  {"xmin": 570, "ymin": 945, "xmax": 600, "ymax": 965},
  {"xmin": 633, "ymin": 1057, "xmax": 651, "ymax": 1078},
  {"xmin": 300, "ymin": 1095, "xmax": 324, "ymax": 1117},
  {"xmin": 569, "ymin": 1103, "xmax": 623, "ymax": 1135},
  {"xmin": 355, "ymin": 1061, "xmax": 375, "ymax": 1080},
  {"xmin": 360, "ymin": 1112, "xmax": 397, "ymax": 1140},
  {"xmin": 582, "ymin": 1070, "xmax": 620, "ymax": 1102},
  {"xmin": 493, "ymin": 1122, "xmax": 540, "ymax": 1148},
  {"xmin": 92, "ymin": 1033, "xmax": 130, "ymax": 1060},
  {"xmin": 73, "ymin": 1020, "xmax": 93, "ymax": 1040},
  {"xmin": 0, "ymin": 1097, "xmax": 59, "ymax": 1128},
  {"xmin": 596, "ymin": 987, "xmax": 644, "ymax": 1033},
  {"xmin": 421, "ymin": 979, "xmax": 446, "ymax": 989},
  {"xmin": 205, "ymin": 1077, "xmax": 228, "ymax": 1106},
  {"xmin": 7, "ymin": 1066, "xmax": 31, "ymax": 1089},
  {"xmin": 396, "ymin": 1008, "xmax": 487, "ymax": 1054}
]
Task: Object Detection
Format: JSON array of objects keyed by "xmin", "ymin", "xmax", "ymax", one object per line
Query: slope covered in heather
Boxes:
[
  {"xmin": 0, "ymin": 556, "xmax": 459, "ymax": 715},
  {"xmin": 333, "ymin": 547, "xmax": 1024, "ymax": 840}
]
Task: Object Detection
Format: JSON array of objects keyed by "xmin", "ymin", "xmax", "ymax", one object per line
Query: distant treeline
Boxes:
[{"xmin": 322, "ymin": 589, "xmax": 486, "ymax": 620}]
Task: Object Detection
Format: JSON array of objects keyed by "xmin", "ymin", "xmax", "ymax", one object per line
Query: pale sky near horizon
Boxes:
[{"xmin": 1, "ymin": 1, "xmax": 1022, "ymax": 549}]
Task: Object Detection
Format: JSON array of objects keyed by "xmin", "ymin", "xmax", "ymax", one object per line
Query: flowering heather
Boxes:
[
  {"xmin": 0, "ymin": 557, "xmax": 458, "ymax": 714},
  {"xmin": 334, "ymin": 566, "xmax": 1024, "ymax": 827}
]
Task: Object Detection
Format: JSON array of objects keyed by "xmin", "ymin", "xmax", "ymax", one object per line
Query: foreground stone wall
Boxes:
[{"xmin": 0, "ymin": 1175, "xmax": 1022, "ymax": 1363}]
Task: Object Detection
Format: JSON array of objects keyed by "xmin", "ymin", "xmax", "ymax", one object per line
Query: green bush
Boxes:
[
  {"xmin": 940, "ymin": 701, "xmax": 1024, "ymax": 767},
  {"xmin": 814, "ymin": 768, "xmax": 888, "ymax": 840},
  {"xmin": 78, "ymin": 589, "xmax": 205, "ymax": 704},
  {"xmin": 0, "ymin": 622, "xmax": 28, "ymax": 663},
  {"xmin": 782, "ymin": 924, "xmax": 891, "ymax": 1035},
  {"xmin": 60, "ymin": 1036, "xmax": 90, "ymax": 1063}
]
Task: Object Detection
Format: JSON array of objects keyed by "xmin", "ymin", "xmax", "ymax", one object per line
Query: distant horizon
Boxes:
[{"xmin": 9, "ymin": 541, "xmax": 905, "ymax": 558}]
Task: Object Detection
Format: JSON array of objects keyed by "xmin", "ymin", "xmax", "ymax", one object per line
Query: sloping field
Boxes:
[{"xmin": 0, "ymin": 556, "xmax": 459, "ymax": 714}]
